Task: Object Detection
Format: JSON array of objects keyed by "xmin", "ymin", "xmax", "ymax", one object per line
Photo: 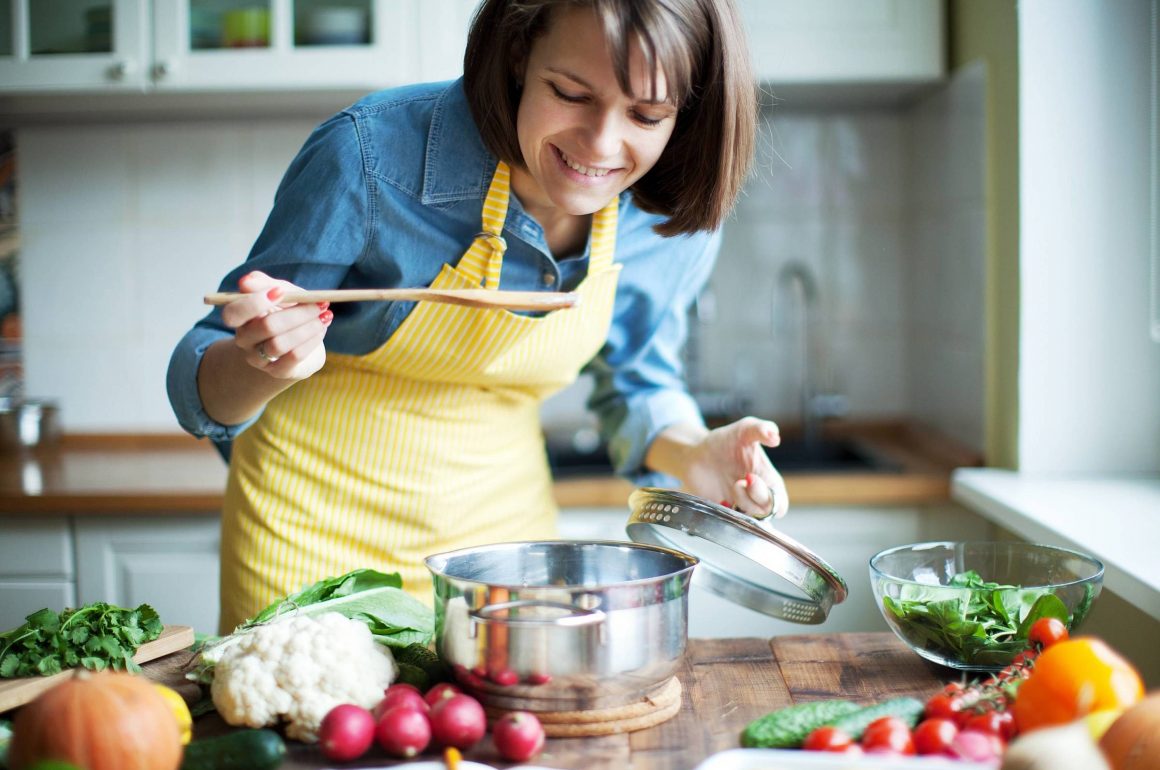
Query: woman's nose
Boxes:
[{"xmin": 584, "ymin": 109, "xmax": 623, "ymax": 157}]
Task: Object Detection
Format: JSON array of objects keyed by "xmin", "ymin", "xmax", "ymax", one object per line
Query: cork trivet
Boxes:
[{"xmin": 485, "ymin": 677, "xmax": 682, "ymax": 737}]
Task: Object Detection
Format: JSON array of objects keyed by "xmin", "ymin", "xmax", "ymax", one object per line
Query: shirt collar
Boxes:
[{"xmin": 422, "ymin": 79, "xmax": 498, "ymax": 205}]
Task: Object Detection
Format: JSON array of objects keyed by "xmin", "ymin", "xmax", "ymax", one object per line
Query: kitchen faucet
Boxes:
[{"xmin": 776, "ymin": 260, "xmax": 848, "ymax": 448}]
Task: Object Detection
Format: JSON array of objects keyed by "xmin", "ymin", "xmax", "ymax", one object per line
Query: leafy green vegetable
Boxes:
[
  {"xmin": 882, "ymin": 569, "xmax": 1071, "ymax": 667},
  {"xmin": 240, "ymin": 568, "xmax": 432, "ymax": 649},
  {"xmin": 190, "ymin": 569, "xmax": 434, "ymax": 687},
  {"xmin": 0, "ymin": 603, "xmax": 163, "ymax": 679}
]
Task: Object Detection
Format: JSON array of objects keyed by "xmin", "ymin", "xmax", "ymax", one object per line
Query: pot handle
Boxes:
[{"xmin": 469, "ymin": 599, "xmax": 606, "ymax": 628}]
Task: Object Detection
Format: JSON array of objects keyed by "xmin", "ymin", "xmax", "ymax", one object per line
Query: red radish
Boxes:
[
  {"xmin": 375, "ymin": 704, "xmax": 432, "ymax": 758},
  {"xmin": 492, "ymin": 711, "xmax": 546, "ymax": 762},
  {"xmin": 488, "ymin": 668, "xmax": 519, "ymax": 687},
  {"xmin": 424, "ymin": 682, "xmax": 463, "ymax": 707},
  {"xmin": 526, "ymin": 672, "xmax": 552, "ymax": 685},
  {"xmin": 949, "ymin": 729, "xmax": 1005, "ymax": 763},
  {"xmin": 319, "ymin": 703, "xmax": 376, "ymax": 762},
  {"xmin": 429, "ymin": 693, "xmax": 487, "ymax": 749},
  {"xmin": 375, "ymin": 683, "xmax": 430, "ymax": 718}
]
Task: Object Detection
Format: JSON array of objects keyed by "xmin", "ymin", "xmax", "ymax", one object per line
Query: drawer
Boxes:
[{"xmin": 0, "ymin": 517, "xmax": 73, "ymax": 577}]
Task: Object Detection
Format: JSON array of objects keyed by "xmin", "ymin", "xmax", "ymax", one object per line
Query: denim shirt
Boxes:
[{"xmin": 167, "ymin": 79, "xmax": 716, "ymax": 486}]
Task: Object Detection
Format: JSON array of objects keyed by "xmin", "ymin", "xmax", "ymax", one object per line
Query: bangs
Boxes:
[{"xmin": 592, "ymin": 0, "xmax": 698, "ymax": 107}]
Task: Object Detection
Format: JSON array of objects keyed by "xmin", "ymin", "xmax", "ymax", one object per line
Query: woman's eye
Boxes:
[
  {"xmin": 633, "ymin": 112, "xmax": 664, "ymax": 127},
  {"xmin": 549, "ymin": 83, "xmax": 585, "ymax": 103}
]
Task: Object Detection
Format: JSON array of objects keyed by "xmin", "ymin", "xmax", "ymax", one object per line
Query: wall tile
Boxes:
[{"xmin": 17, "ymin": 126, "xmax": 131, "ymax": 227}]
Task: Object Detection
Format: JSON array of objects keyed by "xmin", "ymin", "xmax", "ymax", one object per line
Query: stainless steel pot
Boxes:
[
  {"xmin": 425, "ymin": 540, "xmax": 697, "ymax": 711},
  {"xmin": 0, "ymin": 397, "xmax": 60, "ymax": 451}
]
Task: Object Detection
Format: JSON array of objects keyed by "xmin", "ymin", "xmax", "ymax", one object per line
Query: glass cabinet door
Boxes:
[
  {"xmin": 151, "ymin": 0, "xmax": 415, "ymax": 91},
  {"xmin": 0, "ymin": 0, "xmax": 149, "ymax": 91}
]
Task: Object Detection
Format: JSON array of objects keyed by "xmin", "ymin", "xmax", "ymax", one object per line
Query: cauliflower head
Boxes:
[{"xmin": 210, "ymin": 611, "xmax": 396, "ymax": 742}]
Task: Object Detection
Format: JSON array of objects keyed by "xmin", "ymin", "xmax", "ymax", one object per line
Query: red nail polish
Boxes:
[
  {"xmin": 267, "ymin": 287, "xmax": 284, "ymax": 301},
  {"xmin": 316, "ymin": 301, "xmax": 330, "ymax": 311},
  {"xmin": 719, "ymin": 500, "xmax": 731, "ymax": 507},
  {"xmin": 745, "ymin": 473, "xmax": 756, "ymax": 487},
  {"xmin": 319, "ymin": 310, "xmax": 334, "ymax": 326}
]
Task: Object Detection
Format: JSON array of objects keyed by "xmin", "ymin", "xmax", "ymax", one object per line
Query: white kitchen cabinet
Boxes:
[
  {"xmin": 0, "ymin": 516, "xmax": 76, "ymax": 629},
  {"xmin": 558, "ymin": 502, "xmax": 994, "ymax": 639},
  {"xmin": 74, "ymin": 516, "xmax": 221, "ymax": 636},
  {"xmin": 0, "ymin": 0, "xmax": 476, "ymax": 95},
  {"xmin": 738, "ymin": 0, "xmax": 944, "ymax": 89}
]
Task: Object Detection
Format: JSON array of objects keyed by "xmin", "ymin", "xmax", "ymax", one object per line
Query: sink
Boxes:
[
  {"xmin": 763, "ymin": 437, "xmax": 901, "ymax": 474},
  {"xmin": 545, "ymin": 433, "xmax": 614, "ymax": 478},
  {"xmin": 544, "ymin": 432, "xmax": 901, "ymax": 478}
]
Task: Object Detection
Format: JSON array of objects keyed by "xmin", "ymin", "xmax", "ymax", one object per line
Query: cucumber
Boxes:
[
  {"xmin": 741, "ymin": 700, "xmax": 861, "ymax": 748},
  {"xmin": 395, "ymin": 661, "xmax": 431, "ymax": 691},
  {"xmin": 827, "ymin": 696, "xmax": 926, "ymax": 740},
  {"xmin": 394, "ymin": 643, "xmax": 449, "ymax": 685},
  {"xmin": 180, "ymin": 728, "xmax": 286, "ymax": 770}
]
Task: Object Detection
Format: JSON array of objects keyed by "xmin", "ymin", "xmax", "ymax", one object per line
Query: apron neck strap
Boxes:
[{"xmin": 458, "ymin": 162, "xmax": 619, "ymax": 288}]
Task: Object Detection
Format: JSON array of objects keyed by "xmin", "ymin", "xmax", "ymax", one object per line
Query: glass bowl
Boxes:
[{"xmin": 870, "ymin": 541, "xmax": 1104, "ymax": 671}]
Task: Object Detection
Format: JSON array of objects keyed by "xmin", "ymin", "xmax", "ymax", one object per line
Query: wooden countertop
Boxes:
[
  {"xmin": 0, "ymin": 421, "xmax": 981, "ymax": 515},
  {"xmin": 146, "ymin": 632, "xmax": 947, "ymax": 770}
]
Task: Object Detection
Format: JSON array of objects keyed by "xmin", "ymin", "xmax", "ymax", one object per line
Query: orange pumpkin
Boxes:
[
  {"xmin": 1013, "ymin": 637, "xmax": 1144, "ymax": 734},
  {"xmin": 8, "ymin": 670, "xmax": 183, "ymax": 770}
]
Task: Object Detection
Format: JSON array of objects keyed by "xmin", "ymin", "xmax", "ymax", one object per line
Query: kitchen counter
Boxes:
[
  {"xmin": 147, "ymin": 632, "xmax": 947, "ymax": 770},
  {"xmin": 952, "ymin": 469, "xmax": 1160, "ymax": 622},
  {"xmin": 0, "ymin": 421, "xmax": 981, "ymax": 515}
]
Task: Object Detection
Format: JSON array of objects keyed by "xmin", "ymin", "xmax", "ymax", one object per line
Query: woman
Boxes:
[{"xmin": 168, "ymin": 0, "xmax": 789, "ymax": 632}]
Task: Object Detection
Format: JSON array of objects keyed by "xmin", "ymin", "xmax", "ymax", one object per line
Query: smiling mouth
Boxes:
[{"xmin": 557, "ymin": 147, "xmax": 613, "ymax": 178}]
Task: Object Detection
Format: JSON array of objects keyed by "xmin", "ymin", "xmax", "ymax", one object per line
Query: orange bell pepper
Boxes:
[{"xmin": 1013, "ymin": 637, "xmax": 1144, "ymax": 733}]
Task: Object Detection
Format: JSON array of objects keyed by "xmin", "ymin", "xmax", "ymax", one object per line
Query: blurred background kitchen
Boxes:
[{"xmin": 0, "ymin": 1, "xmax": 1157, "ymax": 683}]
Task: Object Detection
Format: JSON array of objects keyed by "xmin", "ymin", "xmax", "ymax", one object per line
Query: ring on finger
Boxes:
[{"xmin": 256, "ymin": 342, "xmax": 278, "ymax": 364}]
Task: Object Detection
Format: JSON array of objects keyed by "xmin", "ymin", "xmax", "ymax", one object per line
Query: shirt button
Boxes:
[{"xmin": 542, "ymin": 272, "xmax": 557, "ymax": 287}]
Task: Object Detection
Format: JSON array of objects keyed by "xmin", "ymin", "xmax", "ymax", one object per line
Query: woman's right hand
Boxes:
[{"xmin": 221, "ymin": 270, "xmax": 333, "ymax": 381}]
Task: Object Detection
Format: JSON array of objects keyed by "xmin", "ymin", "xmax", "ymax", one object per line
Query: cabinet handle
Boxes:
[
  {"xmin": 107, "ymin": 60, "xmax": 137, "ymax": 81},
  {"xmin": 153, "ymin": 60, "xmax": 176, "ymax": 81}
]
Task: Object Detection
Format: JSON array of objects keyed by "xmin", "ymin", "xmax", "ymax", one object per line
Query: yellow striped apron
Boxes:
[{"xmin": 218, "ymin": 162, "xmax": 622, "ymax": 631}]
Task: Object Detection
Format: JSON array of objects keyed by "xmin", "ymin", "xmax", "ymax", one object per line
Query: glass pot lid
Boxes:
[{"xmin": 626, "ymin": 488, "xmax": 848, "ymax": 624}]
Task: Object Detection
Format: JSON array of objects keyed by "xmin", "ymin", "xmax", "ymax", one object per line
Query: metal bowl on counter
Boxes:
[
  {"xmin": 0, "ymin": 397, "xmax": 60, "ymax": 451},
  {"xmin": 426, "ymin": 540, "xmax": 697, "ymax": 711}
]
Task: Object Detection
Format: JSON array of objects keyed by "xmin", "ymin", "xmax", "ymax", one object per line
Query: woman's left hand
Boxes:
[{"xmin": 669, "ymin": 417, "xmax": 790, "ymax": 520}]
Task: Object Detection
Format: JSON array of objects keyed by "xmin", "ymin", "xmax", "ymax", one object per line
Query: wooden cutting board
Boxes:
[{"xmin": 0, "ymin": 624, "xmax": 194, "ymax": 713}]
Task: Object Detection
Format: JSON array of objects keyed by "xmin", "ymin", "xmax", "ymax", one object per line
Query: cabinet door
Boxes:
[
  {"xmin": 151, "ymin": 0, "xmax": 416, "ymax": 91},
  {"xmin": 74, "ymin": 516, "xmax": 221, "ymax": 635},
  {"xmin": 739, "ymin": 0, "xmax": 944, "ymax": 84},
  {"xmin": 0, "ymin": 581, "xmax": 76, "ymax": 630},
  {"xmin": 0, "ymin": 0, "xmax": 149, "ymax": 92},
  {"xmin": 0, "ymin": 516, "xmax": 73, "ymax": 577}
]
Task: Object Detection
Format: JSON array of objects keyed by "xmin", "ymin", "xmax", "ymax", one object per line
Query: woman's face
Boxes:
[{"xmin": 514, "ymin": 5, "xmax": 679, "ymax": 217}]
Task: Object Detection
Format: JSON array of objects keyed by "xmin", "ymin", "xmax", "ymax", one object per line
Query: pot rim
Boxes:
[{"xmin": 425, "ymin": 538, "xmax": 698, "ymax": 590}]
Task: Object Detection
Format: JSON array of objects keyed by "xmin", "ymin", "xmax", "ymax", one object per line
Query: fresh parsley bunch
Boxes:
[{"xmin": 0, "ymin": 602, "xmax": 163, "ymax": 678}]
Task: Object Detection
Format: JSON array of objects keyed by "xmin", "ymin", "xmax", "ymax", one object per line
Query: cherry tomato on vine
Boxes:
[
  {"xmin": 802, "ymin": 726, "xmax": 854, "ymax": 752},
  {"xmin": 964, "ymin": 709, "xmax": 1017, "ymax": 742},
  {"xmin": 924, "ymin": 692, "xmax": 965, "ymax": 722},
  {"xmin": 861, "ymin": 716, "xmax": 916, "ymax": 755},
  {"xmin": 1028, "ymin": 617, "xmax": 1069, "ymax": 649},
  {"xmin": 912, "ymin": 718, "xmax": 958, "ymax": 756}
]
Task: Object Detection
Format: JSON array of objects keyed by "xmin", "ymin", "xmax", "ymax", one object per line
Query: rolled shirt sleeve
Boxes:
[
  {"xmin": 586, "ymin": 227, "xmax": 720, "ymax": 487},
  {"xmin": 166, "ymin": 111, "xmax": 371, "ymax": 447}
]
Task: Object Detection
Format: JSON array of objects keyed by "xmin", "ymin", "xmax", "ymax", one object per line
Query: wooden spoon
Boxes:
[{"xmin": 204, "ymin": 287, "xmax": 579, "ymax": 312}]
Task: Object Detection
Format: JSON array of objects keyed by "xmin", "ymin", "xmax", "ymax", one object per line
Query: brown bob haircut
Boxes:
[{"xmin": 463, "ymin": 0, "xmax": 757, "ymax": 237}]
